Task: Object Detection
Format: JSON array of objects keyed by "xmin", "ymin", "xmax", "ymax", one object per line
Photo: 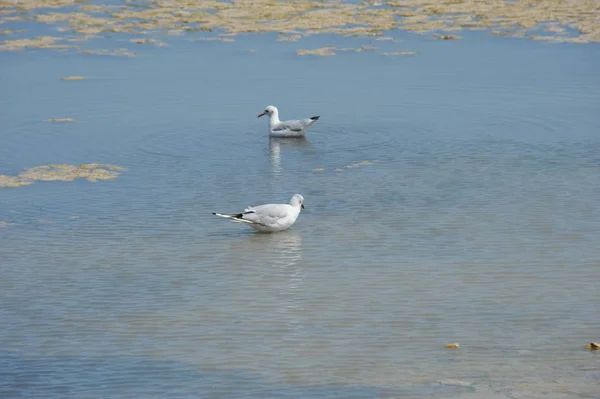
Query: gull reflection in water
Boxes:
[
  {"xmin": 269, "ymin": 137, "xmax": 312, "ymax": 175},
  {"xmin": 248, "ymin": 230, "xmax": 305, "ymax": 328},
  {"xmin": 246, "ymin": 229, "xmax": 303, "ymax": 268}
]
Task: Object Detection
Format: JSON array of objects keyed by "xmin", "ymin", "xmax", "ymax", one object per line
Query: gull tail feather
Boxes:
[{"xmin": 212, "ymin": 212, "xmax": 255, "ymax": 224}]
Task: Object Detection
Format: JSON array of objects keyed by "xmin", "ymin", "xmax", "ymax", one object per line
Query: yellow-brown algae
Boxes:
[
  {"xmin": 78, "ymin": 5, "xmax": 111, "ymax": 14},
  {"xmin": 0, "ymin": 36, "xmax": 72, "ymax": 51},
  {"xmin": 313, "ymin": 168, "xmax": 325, "ymax": 172},
  {"xmin": 0, "ymin": 163, "xmax": 126, "ymax": 188},
  {"xmin": 3, "ymin": 0, "xmax": 81, "ymax": 11},
  {"xmin": 344, "ymin": 160, "xmax": 376, "ymax": 168},
  {"xmin": 130, "ymin": 38, "xmax": 156, "ymax": 44},
  {"xmin": 276, "ymin": 34, "xmax": 302, "ymax": 42},
  {"xmin": 297, "ymin": 46, "xmax": 337, "ymax": 56},
  {"xmin": 335, "ymin": 168, "xmax": 343, "ymax": 172},
  {"xmin": 586, "ymin": 342, "xmax": 599, "ymax": 350},
  {"xmin": 35, "ymin": 12, "xmax": 116, "ymax": 35},
  {"xmin": 81, "ymin": 48, "xmax": 136, "ymax": 57},
  {"xmin": 0, "ymin": 15, "xmax": 26, "ymax": 23},
  {"xmin": 434, "ymin": 34, "xmax": 461, "ymax": 40},
  {"xmin": 545, "ymin": 24, "xmax": 567, "ymax": 35},
  {"xmin": 20, "ymin": 163, "xmax": 126, "ymax": 182},
  {"xmin": 445, "ymin": 343, "xmax": 460, "ymax": 348},
  {"xmin": 191, "ymin": 36, "xmax": 235, "ymax": 42},
  {"xmin": 0, "ymin": 174, "xmax": 34, "ymax": 188},
  {"xmin": 530, "ymin": 35, "xmax": 563, "ymax": 42},
  {"xmin": 65, "ymin": 34, "xmax": 100, "ymax": 42},
  {"xmin": 297, "ymin": 45, "xmax": 377, "ymax": 56},
  {"xmin": 382, "ymin": 51, "xmax": 417, "ymax": 56},
  {"xmin": 130, "ymin": 38, "xmax": 167, "ymax": 46},
  {"xmin": 1, "ymin": 0, "xmax": 599, "ymax": 52},
  {"xmin": 355, "ymin": 45, "xmax": 378, "ymax": 52},
  {"xmin": 61, "ymin": 75, "xmax": 86, "ymax": 81},
  {"xmin": 45, "ymin": 118, "xmax": 75, "ymax": 123}
]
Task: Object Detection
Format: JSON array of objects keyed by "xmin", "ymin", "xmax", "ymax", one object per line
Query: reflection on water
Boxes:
[
  {"xmin": 225, "ymin": 229, "xmax": 303, "ymax": 271},
  {"xmin": 254, "ymin": 230, "xmax": 305, "ymax": 323},
  {"xmin": 269, "ymin": 136, "xmax": 312, "ymax": 175},
  {"xmin": 246, "ymin": 229, "xmax": 303, "ymax": 265},
  {"xmin": 247, "ymin": 231, "xmax": 305, "ymax": 325},
  {"xmin": 229, "ymin": 230, "xmax": 304, "ymax": 299}
]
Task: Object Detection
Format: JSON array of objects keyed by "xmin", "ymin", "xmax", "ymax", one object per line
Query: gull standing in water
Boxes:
[
  {"xmin": 258, "ymin": 105, "xmax": 320, "ymax": 137},
  {"xmin": 212, "ymin": 194, "xmax": 305, "ymax": 232}
]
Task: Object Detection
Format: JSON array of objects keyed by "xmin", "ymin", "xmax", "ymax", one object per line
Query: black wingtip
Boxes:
[{"xmin": 310, "ymin": 116, "xmax": 320, "ymax": 121}]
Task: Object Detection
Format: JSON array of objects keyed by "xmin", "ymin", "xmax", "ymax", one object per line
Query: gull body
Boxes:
[
  {"xmin": 258, "ymin": 105, "xmax": 319, "ymax": 137},
  {"xmin": 213, "ymin": 194, "xmax": 305, "ymax": 232}
]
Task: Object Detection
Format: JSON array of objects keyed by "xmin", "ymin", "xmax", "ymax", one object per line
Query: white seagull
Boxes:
[
  {"xmin": 258, "ymin": 105, "xmax": 320, "ymax": 137},
  {"xmin": 213, "ymin": 194, "xmax": 305, "ymax": 232}
]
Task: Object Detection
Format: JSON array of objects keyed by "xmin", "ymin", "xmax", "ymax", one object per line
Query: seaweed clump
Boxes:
[
  {"xmin": 0, "ymin": 1, "xmax": 598, "ymax": 54},
  {"xmin": 0, "ymin": 163, "xmax": 127, "ymax": 188}
]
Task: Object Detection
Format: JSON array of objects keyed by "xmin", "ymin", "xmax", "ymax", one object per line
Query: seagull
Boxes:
[
  {"xmin": 212, "ymin": 194, "xmax": 305, "ymax": 232},
  {"xmin": 258, "ymin": 105, "xmax": 320, "ymax": 137}
]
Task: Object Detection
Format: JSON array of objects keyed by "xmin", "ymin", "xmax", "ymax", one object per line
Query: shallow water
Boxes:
[{"xmin": 1, "ymin": 30, "xmax": 600, "ymax": 398}]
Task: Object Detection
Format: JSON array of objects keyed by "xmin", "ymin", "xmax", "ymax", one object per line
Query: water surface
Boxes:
[{"xmin": 1, "ymin": 31, "xmax": 600, "ymax": 398}]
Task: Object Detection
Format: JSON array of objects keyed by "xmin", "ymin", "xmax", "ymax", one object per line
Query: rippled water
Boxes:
[{"xmin": 1, "ymin": 32, "xmax": 600, "ymax": 398}]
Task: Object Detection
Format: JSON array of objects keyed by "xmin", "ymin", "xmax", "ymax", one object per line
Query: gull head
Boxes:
[
  {"xmin": 258, "ymin": 105, "xmax": 278, "ymax": 118},
  {"xmin": 290, "ymin": 193, "xmax": 305, "ymax": 209}
]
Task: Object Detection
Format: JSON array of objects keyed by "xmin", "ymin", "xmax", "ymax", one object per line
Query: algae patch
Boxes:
[
  {"xmin": 0, "ymin": 35, "xmax": 73, "ymax": 51},
  {"xmin": 0, "ymin": 163, "xmax": 127, "ymax": 188},
  {"xmin": 277, "ymin": 34, "xmax": 302, "ymax": 42},
  {"xmin": 434, "ymin": 34, "xmax": 461, "ymax": 40},
  {"xmin": 61, "ymin": 75, "xmax": 86, "ymax": 81},
  {"xmin": 1, "ymin": 0, "xmax": 599, "ymax": 54},
  {"xmin": 316, "ymin": 160, "xmax": 376, "ymax": 174},
  {"xmin": 297, "ymin": 46, "xmax": 377, "ymax": 56},
  {"xmin": 45, "ymin": 118, "xmax": 75, "ymax": 123},
  {"xmin": 345, "ymin": 160, "xmax": 376, "ymax": 168},
  {"xmin": 130, "ymin": 38, "xmax": 167, "ymax": 46},
  {"xmin": 382, "ymin": 51, "xmax": 417, "ymax": 56},
  {"xmin": 297, "ymin": 46, "xmax": 337, "ymax": 56},
  {"xmin": 81, "ymin": 48, "xmax": 136, "ymax": 57},
  {"xmin": 191, "ymin": 36, "xmax": 235, "ymax": 42},
  {"xmin": 586, "ymin": 342, "xmax": 599, "ymax": 350}
]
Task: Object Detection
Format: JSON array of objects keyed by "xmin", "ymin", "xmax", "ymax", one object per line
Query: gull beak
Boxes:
[
  {"xmin": 301, "ymin": 204, "xmax": 305, "ymax": 209},
  {"xmin": 258, "ymin": 112, "xmax": 265, "ymax": 118}
]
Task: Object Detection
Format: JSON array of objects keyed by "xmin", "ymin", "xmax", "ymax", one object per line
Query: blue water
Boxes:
[{"xmin": 1, "ymin": 27, "xmax": 600, "ymax": 398}]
